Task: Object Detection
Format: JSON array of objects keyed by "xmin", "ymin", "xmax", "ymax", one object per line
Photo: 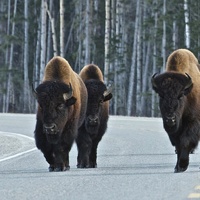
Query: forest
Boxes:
[{"xmin": 0, "ymin": 0, "xmax": 199, "ymax": 116}]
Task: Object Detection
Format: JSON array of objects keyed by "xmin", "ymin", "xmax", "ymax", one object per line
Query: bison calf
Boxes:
[
  {"xmin": 152, "ymin": 49, "xmax": 200, "ymax": 173},
  {"xmin": 33, "ymin": 56, "xmax": 87, "ymax": 172},
  {"xmin": 76, "ymin": 64, "xmax": 112, "ymax": 168}
]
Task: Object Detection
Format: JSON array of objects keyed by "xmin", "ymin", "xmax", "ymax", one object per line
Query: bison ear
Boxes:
[
  {"xmin": 184, "ymin": 73, "xmax": 193, "ymax": 95},
  {"xmin": 65, "ymin": 97, "xmax": 77, "ymax": 106}
]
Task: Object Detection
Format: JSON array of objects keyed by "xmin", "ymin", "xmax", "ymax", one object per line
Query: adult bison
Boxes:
[
  {"xmin": 76, "ymin": 64, "xmax": 112, "ymax": 168},
  {"xmin": 33, "ymin": 56, "xmax": 87, "ymax": 172},
  {"xmin": 152, "ymin": 49, "xmax": 200, "ymax": 173}
]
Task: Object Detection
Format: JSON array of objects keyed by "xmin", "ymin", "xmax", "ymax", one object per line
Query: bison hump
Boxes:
[
  {"xmin": 43, "ymin": 56, "xmax": 72, "ymax": 83},
  {"xmin": 79, "ymin": 64, "xmax": 104, "ymax": 82}
]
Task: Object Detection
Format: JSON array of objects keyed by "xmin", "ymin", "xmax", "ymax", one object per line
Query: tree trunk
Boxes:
[
  {"xmin": 64, "ymin": 18, "xmax": 74, "ymax": 56},
  {"xmin": 162, "ymin": 0, "xmax": 166, "ymax": 72},
  {"xmin": 75, "ymin": 1, "xmax": 84, "ymax": 72},
  {"xmin": 23, "ymin": 0, "xmax": 30, "ymax": 113},
  {"xmin": 6, "ymin": 0, "xmax": 17, "ymax": 113},
  {"xmin": 46, "ymin": 0, "xmax": 58, "ymax": 57},
  {"xmin": 104, "ymin": 0, "xmax": 110, "ymax": 85},
  {"xmin": 60, "ymin": 0, "xmax": 64, "ymax": 57},
  {"xmin": 136, "ymin": 2, "xmax": 141, "ymax": 116},
  {"xmin": 116, "ymin": 0, "xmax": 126, "ymax": 115},
  {"xmin": 33, "ymin": 9, "xmax": 41, "ymax": 111},
  {"xmin": 172, "ymin": 18, "xmax": 177, "ymax": 50},
  {"xmin": 141, "ymin": 41, "xmax": 151, "ymax": 116},
  {"xmin": 127, "ymin": 0, "xmax": 140, "ymax": 116},
  {"xmin": 3, "ymin": 0, "xmax": 11, "ymax": 112},
  {"xmin": 40, "ymin": 0, "xmax": 47, "ymax": 81},
  {"xmin": 151, "ymin": 0, "xmax": 158, "ymax": 117},
  {"xmin": 85, "ymin": 0, "xmax": 91, "ymax": 64},
  {"xmin": 184, "ymin": 0, "xmax": 190, "ymax": 48}
]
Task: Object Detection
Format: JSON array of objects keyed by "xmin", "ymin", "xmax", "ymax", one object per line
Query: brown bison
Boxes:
[
  {"xmin": 76, "ymin": 64, "xmax": 112, "ymax": 168},
  {"xmin": 33, "ymin": 56, "xmax": 88, "ymax": 172},
  {"xmin": 152, "ymin": 49, "xmax": 200, "ymax": 173}
]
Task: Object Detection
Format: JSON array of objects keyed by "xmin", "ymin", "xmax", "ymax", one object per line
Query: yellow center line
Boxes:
[
  {"xmin": 188, "ymin": 185, "xmax": 200, "ymax": 199},
  {"xmin": 188, "ymin": 193, "xmax": 200, "ymax": 198},
  {"xmin": 195, "ymin": 186, "xmax": 200, "ymax": 190}
]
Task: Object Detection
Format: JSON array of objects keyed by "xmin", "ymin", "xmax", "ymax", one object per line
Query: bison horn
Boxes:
[
  {"xmin": 184, "ymin": 73, "xmax": 193, "ymax": 90},
  {"xmin": 151, "ymin": 73, "xmax": 159, "ymax": 89},
  {"xmin": 63, "ymin": 83, "xmax": 73, "ymax": 100},
  {"xmin": 32, "ymin": 82, "xmax": 38, "ymax": 97},
  {"xmin": 103, "ymin": 84, "xmax": 113, "ymax": 97}
]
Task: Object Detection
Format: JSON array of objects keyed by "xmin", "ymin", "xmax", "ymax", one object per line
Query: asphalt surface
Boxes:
[{"xmin": 0, "ymin": 114, "xmax": 200, "ymax": 200}]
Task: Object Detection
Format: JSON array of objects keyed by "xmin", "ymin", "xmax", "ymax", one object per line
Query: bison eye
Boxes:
[
  {"xmin": 38, "ymin": 104, "xmax": 43, "ymax": 111},
  {"xmin": 57, "ymin": 104, "xmax": 65, "ymax": 110},
  {"xmin": 178, "ymin": 94, "xmax": 184, "ymax": 100},
  {"xmin": 99, "ymin": 99, "xmax": 104, "ymax": 104}
]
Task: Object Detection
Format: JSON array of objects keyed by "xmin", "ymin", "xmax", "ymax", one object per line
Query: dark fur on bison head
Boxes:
[
  {"xmin": 152, "ymin": 72, "xmax": 193, "ymax": 134},
  {"xmin": 33, "ymin": 81, "xmax": 76, "ymax": 144},
  {"xmin": 84, "ymin": 79, "xmax": 112, "ymax": 136}
]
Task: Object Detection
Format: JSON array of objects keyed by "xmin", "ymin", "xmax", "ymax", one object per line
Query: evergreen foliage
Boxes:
[{"xmin": 0, "ymin": 0, "xmax": 197, "ymax": 116}]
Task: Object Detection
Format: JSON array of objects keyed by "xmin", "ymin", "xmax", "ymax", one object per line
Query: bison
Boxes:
[
  {"xmin": 76, "ymin": 64, "xmax": 112, "ymax": 168},
  {"xmin": 151, "ymin": 49, "xmax": 200, "ymax": 173},
  {"xmin": 33, "ymin": 56, "xmax": 88, "ymax": 172}
]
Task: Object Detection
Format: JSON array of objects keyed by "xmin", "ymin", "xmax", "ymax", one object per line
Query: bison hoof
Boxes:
[
  {"xmin": 49, "ymin": 165, "xmax": 70, "ymax": 172},
  {"xmin": 49, "ymin": 166, "xmax": 54, "ymax": 172},
  {"xmin": 77, "ymin": 164, "xmax": 90, "ymax": 168},
  {"xmin": 174, "ymin": 165, "xmax": 188, "ymax": 173},
  {"xmin": 77, "ymin": 163, "xmax": 97, "ymax": 168},
  {"xmin": 54, "ymin": 167, "xmax": 63, "ymax": 172},
  {"xmin": 89, "ymin": 163, "xmax": 97, "ymax": 168},
  {"xmin": 54, "ymin": 166, "xmax": 70, "ymax": 172}
]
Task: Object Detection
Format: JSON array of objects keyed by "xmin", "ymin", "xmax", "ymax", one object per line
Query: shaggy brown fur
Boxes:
[
  {"xmin": 152, "ymin": 49, "xmax": 200, "ymax": 173},
  {"xmin": 166, "ymin": 49, "xmax": 200, "ymax": 101},
  {"xmin": 34, "ymin": 56, "xmax": 88, "ymax": 172},
  {"xmin": 79, "ymin": 64, "xmax": 104, "ymax": 82}
]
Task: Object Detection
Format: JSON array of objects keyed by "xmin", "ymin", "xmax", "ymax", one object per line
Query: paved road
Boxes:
[{"xmin": 0, "ymin": 114, "xmax": 200, "ymax": 200}]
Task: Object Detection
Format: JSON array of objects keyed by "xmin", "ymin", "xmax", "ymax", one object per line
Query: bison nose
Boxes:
[
  {"xmin": 43, "ymin": 123, "xmax": 57, "ymax": 134},
  {"xmin": 88, "ymin": 115, "xmax": 98, "ymax": 126},
  {"xmin": 165, "ymin": 116, "xmax": 176, "ymax": 127}
]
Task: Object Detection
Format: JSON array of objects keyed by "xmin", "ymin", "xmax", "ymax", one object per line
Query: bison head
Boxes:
[
  {"xmin": 84, "ymin": 80, "xmax": 112, "ymax": 135},
  {"xmin": 151, "ymin": 72, "xmax": 193, "ymax": 133},
  {"xmin": 33, "ymin": 81, "xmax": 77, "ymax": 144}
]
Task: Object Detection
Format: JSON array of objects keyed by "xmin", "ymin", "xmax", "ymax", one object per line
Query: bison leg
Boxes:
[
  {"xmin": 38, "ymin": 148, "xmax": 55, "ymax": 172},
  {"xmin": 53, "ymin": 146, "xmax": 70, "ymax": 172},
  {"xmin": 174, "ymin": 134, "xmax": 199, "ymax": 173},
  {"xmin": 76, "ymin": 134, "xmax": 92, "ymax": 168},
  {"xmin": 35, "ymin": 120, "xmax": 55, "ymax": 171},
  {"xmin": 77, "ymin": 143, "xmax": 91, "ymax": 168},
  {"xmin": 42, "ymin": 152, "xmax": 54, "ymax": 172},
  {"xmin": 174, "ymin": 147, "xmax": 189, "ymax": 173},
  {"xmin": 53, "ymin": 133, "xmax": 75, "ymax": 172},
  {"xmin": 64, "ymin": 151, "xmax": 70, "ymax": 170},
  {"xmin": 43, "ymin": 147, "xmax": 70, "ymax": 172},
  {"xmin": 89, "ymin": 142, "xmax": 98, "ymax": 168}
]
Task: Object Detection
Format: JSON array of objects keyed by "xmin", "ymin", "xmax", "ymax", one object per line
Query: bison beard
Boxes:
[{"xmin": 152, "ymin": 49, "xmax": 200, "ymax": 173}]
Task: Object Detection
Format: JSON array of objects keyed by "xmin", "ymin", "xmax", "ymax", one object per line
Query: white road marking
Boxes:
[{"xmin": 0, "ymin": 131, "xmax": 37, "ymax": 162}]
